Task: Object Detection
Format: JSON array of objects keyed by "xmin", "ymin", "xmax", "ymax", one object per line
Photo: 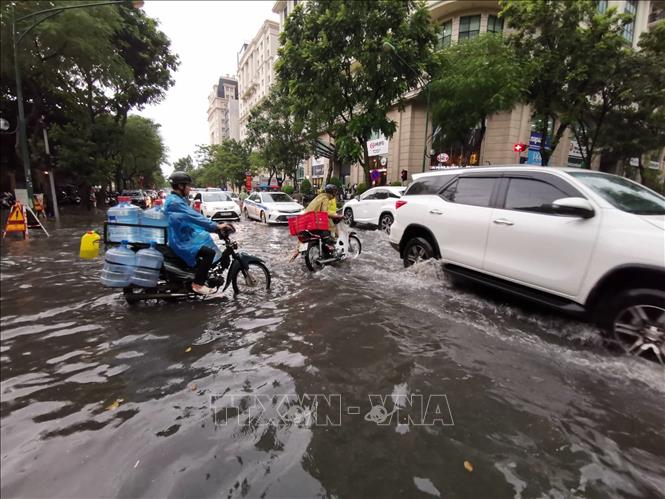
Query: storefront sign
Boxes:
[
  {"xmin": 312, "ymin": 163, "xmax": 325, "ymax": 178},
  {"xmin": 436, "ymin": 153, "xmax": 449, "ymax": 163},
  {"xmin": 367, "ymin": 136, "xmax": 389, "ymax": 157}
]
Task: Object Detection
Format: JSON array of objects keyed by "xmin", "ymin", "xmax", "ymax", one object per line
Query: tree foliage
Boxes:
[
  {"xmin": 573, "ymin": 21, "xmax": 665, "ymax": 178},
  {"xmin": 0, "ymin": 1, "xmax": 178, "ymax": 190},
  {"xmin": 245, "ymin": 87, "xmax": 311, "ymax": 185},
  {"xmin": 276, "ymin": 0, "xmax": 435, "ymax": 183},
  {"xmin": 500, "ymin": 0, "xmax": 633, "ymax": 165},
  {"xmin": 191, "ymin": 140, "xmax": 252, "ymax": 189},
  {"xmin": 430, "ymin": 33, "xmax": 528, "ymax": 165}
]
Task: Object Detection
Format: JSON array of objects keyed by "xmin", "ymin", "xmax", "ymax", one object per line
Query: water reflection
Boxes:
[{"xmin": 1, "ymin": 214, "xmax": 663, "ymax": 498}]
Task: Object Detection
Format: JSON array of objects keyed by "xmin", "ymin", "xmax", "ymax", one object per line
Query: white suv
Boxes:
[
  {"xmin": 342, "ymin": 186, "xmax": 405, "ymax": 232},
  {"xmin": 389, "ymin": 166, "xmax": 665, "ymax": 363}
]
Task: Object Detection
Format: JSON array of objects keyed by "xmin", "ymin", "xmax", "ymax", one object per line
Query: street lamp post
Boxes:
[
  {"xmin": 383, "ymin": 41, "xmax": 432, "ymax": 173},
  {"xmin": 10, "ymin": 0, "xmax": 144, "ymax": 208}
]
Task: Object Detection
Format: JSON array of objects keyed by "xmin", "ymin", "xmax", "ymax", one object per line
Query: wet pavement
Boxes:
[{"xmin": 1, "ymin": 213, "xmax": 664, "ymax": 499}]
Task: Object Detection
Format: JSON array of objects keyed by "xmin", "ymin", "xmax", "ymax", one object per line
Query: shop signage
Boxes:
[
  {"xmin": 312, "ymin": 163, "xmax": 325, "ymax": 178},
  {"xmin": 367, "ymin": 136, "xmax": 389, "ymax": 157}
]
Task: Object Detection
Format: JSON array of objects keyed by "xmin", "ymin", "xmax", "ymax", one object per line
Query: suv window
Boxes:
[
  {"xmin": 569, "ymin": 171, "xmax": 665, "ymax": 215},
  {"xmin": 504, "ymin": 178, "xmax": 568, "ymax": 213},
  {"xmin": 405, "ymin": 175, "xmax": 451, "ymax": 195},
  {"xmin": 441, "ymin": 177, "xmax": 496, "ymax": 207}
]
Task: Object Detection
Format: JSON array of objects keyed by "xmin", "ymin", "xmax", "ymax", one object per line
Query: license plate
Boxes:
[{"xmin": 299, "ymin": 243, "xmax": 308, "ymax": 252}]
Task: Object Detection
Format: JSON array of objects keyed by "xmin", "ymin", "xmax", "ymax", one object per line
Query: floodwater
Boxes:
[{"xmin": 1, "ymin": 213, "xmax": 664, "ymax": 499}]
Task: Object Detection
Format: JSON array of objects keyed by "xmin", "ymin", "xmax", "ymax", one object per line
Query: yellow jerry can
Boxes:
[{"xmin": 80, "ymin": 231, "xmax": 101, "ymax": 259}]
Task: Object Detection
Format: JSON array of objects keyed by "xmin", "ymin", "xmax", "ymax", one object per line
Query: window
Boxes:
[
  {"xmin": 437, "ymin": 20, "xmax": 452, "ymax": 48},
  {"xmin": 362, "ymin": 190, "xmax": 388, "ymax": 200},
  {"xmin": 504, "ymin": 178, "xmax": 567, "ymax": 213},
  {"xmin": 487, "ymin": 15, "xmax": 504, "ymax": 33},
  {"xmin": 624, "ymin": 0, "xmax": 637, "ymax": 42},
  {"xmin": 262, "ymin": 193, "xmax": 293, "ymax": 203},
  {"xmin": 202, "ymin": 192, "xmax": 231, "ymax": 202},
  {"xmin": 568, "ymin": 171, "xmax": 665, "ymax": 215},
  {"xmin": 405, "ymin": 175, "xmax": 452, "ymax": 195},
  {"xmin": 459, "ymin": 15, "xmax": 481, "ymax": 40},
  {"xmin": 597, "ymin": 0, "xmax": 608, "ymax": 13},
  {"xmin": 388, "ymin": 189, "xmax": 404, "ymax": 198},
  {"xmin": 441, "ymin": 177, "xmax": 496, "ymax": 207},
  {"xmin": 249, "ymin": 194, "xmax": 260, "ymax": 202}
]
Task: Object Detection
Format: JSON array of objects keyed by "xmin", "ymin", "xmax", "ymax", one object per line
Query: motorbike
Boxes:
[
  {"xmin": 120, "ymin": 228, "xmax": 271, "ymax": 304},
  {"xmin": 297, "ymin": 221, "xmax": 362, "ymax": 272}
]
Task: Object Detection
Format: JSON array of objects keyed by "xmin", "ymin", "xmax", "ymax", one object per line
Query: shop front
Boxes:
[{"xmin": 367, "ymin": 135, "xmax": 389, "ymax": 186}]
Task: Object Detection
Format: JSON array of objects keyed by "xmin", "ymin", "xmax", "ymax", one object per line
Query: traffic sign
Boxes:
[
  {"xmin": 3, "ymin": 201, "xmax": 28, "ymax": 239},
  {"xmin": 436, "ymin": 153, "xmax": 449, "ymax": 163}
]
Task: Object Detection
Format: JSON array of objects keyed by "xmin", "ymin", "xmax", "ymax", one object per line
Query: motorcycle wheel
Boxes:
[
  {"xmin": 232, "ymin": 262, "xmax": 271, "ymax": 295},
  {"xmin": 304, "ymin": 243, "xmax": 325, "ymax": 272},
  {"xmin": 348, "ymin": 235, "xmax": 362, "ymax": 259}
]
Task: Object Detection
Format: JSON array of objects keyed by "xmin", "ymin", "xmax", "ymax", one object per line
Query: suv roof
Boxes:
[{"xmin": 412, "ymin": 165, "xmax": 582, "ymax": 180}]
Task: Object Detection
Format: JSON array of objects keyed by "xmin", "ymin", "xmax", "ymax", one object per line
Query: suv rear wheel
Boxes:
[
  {"xmin": 602, "ymin": 288, "xmax": 665, "ymax": 365},
  {"xmin": 403, "ymin": 237, "xmax": 434, "ymax": 268}
]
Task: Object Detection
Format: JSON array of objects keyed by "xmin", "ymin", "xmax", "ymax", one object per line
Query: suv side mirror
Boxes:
[{"xmin": 551, "ymin": 197, "xmax": 595, "ymax": 218}]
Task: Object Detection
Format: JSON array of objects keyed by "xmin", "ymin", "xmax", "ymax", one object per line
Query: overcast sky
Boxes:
[{"xmin": 138, "ymin": 1, "xmax": 278, "ymax": 174}]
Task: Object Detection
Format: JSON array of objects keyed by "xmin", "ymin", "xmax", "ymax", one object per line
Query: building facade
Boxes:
[
  {"xmin": 274, "ymin": 0, "xmax": 663, "ymax": 187},
  {"xmin": 207, "ymin": 76, "xmax": 240, "ymax": 144},
  {"xmin": 237, "ymin": 20, "xmax": 280, "ymax": 140}
]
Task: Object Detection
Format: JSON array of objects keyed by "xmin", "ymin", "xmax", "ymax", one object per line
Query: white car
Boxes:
[
  {"xmin": 198, "ymin": 191, "xmax": 241, "ymax": 221},
  {"xmin": 342, "ymin": 186, "xmax": 405, "ymax": 232},
  {"xmin": 389, "ymin": 166, "xmax": 665, "ymax": 363},
  {"xmin": 243, "ymin": 191, "xmax": 304, "ymax": 224}
]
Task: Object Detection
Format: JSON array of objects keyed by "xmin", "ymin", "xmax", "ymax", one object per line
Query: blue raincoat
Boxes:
[{"xmin": 163, "ymin": 192, "xmax": 219, "ymax": 267}]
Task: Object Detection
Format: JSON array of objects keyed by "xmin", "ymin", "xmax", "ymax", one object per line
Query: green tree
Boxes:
[
  {"xmin": 172, "ymin": 155, "xmax": 196, "ymax": 173},
  {"xmin": 276, "ymin": 0, "xmax": 435, "ymax": 184},
  {"xmin": 430, "ymin": 33, "xmax": 528, "ymax": 165},
  {"xmin": 193, "ymin": 140, "xmax": 251, "ymax": 189},
  {"xmin": 500, "ymin": 0, "xmax": 632, "ymax": 165},
  {"xmin": 573, "ymin": 21, "xmax": 665, "ymax": 180},
  {"xmin": 299, "ymin": 178, "xmax": 313, "ymax": 196},
  {"xmin": 245, "ymin": 87, "xmax": 311, "ymax": 185},
  {"xmin": 118, "ymin": 116, "xmax": 166, "ymax": 188},
  {"xmin": 0, "ymin": 1, "xmax": 178, "ymax": 190}
]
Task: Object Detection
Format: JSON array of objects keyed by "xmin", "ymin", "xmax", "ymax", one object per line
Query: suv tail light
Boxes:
[{"xmin": 396, "ymin": 200, "xmax": 407, "ymax": 209}]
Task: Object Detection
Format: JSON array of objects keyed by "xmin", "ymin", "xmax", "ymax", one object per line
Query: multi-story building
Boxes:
[
  {"xmin": 237, "ymin": 20, "xmax": 280, "ymax": 140},
  {"xmin": 275, "ymin": 0, "xmax": 663, "ymax": 186},
  {"xmin": 207, "ymin": 76, "xmax": 239, "ymax": 144},
  {"xmin": 273, "ymin": 0, "xmax": 299, "ymax": 31}
]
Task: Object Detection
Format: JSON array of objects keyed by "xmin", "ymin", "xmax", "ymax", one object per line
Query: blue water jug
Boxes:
[
  {"xmin": 107, "ymin": 197, "xmax": 140, "ymax": 243},
  {"xmin": 100, "ymin": 241, "xmax": 136, "ymax": 288},
  {"xmin": 140, "ymin": 203, "xmax": 168, "ymax": 244},
  {"xmin": 130, "ymin": 242, "xmax": 164, "ymax": 288}
]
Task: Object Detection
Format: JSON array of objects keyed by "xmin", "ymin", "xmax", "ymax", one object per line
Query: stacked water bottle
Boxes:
[{"xmin": 101, "ymin": 197, "xmax": 168, "ymax": 288}]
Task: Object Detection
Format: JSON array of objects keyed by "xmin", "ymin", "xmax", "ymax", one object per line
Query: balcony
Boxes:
[{"xmin": 429, "ymin": 0, "xmax": 500, "ymax": 20}]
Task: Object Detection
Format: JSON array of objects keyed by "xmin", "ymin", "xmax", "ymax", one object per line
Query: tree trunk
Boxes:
[
  {"xmin": 539, "ymin": 116, "xmax": 550, "ymax": 166},
  {"xmin": 361, "ymin": 138, "xmax": 371, "ymax": 185}
]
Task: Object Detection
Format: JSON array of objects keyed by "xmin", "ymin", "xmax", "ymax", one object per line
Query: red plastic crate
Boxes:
[{"xmin": 288, "ymin": 211, "xmax": 329, "ymax": 235}]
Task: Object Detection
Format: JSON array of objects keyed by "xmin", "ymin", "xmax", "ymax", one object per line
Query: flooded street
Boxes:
[{"xmin": 1, "ymin": 214, "xmax": 664, "ymax": 499}]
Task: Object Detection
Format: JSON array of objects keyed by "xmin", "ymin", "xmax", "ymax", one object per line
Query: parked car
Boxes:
[
  {"xmin": 243, "ymin": 191, "xmax": 304, "ymax": 223},
  {"xmin": 389, "ymin": 166, "xmax": 665, "ymax": 363},
  {"xmin": 198, "ymin": 191, "xmax": 241, "ymax": 221},
  {"xmin": 342, "ymin": 186, "xmax": 405, "ymax": 232},
  {"xmin": 121, "ymin": 189, "xmax": 148, "ymax": 208}
]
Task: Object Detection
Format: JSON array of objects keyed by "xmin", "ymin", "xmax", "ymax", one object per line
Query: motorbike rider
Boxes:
[
  {"xmin": 305, "ymin": 184, "xmax": 344, "ymax": 230},
  {"xmin": 290, "ymin": 184, "xmax": 343, "ymax": 261},
  {"xmin": 164, "ymin": 171, "xmax": 233, "ymax": 295}
]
